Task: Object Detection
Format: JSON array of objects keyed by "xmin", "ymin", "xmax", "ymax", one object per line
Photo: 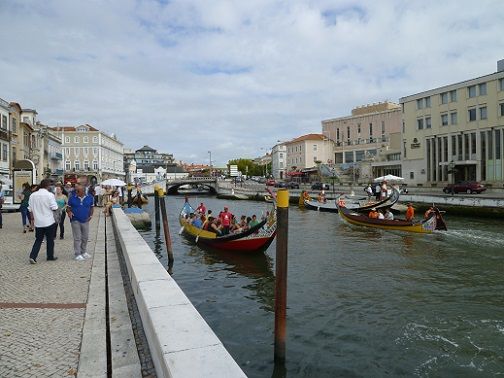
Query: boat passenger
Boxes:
[
  {"xmin": 406, "ymin": 203, "xmax": 415, "ymax": 221},
  {"xmin": 374, "ymin": 183, "xmax": 381, "ymax": 200},
  {"xmin": 384, "ymin": 209, "xmax": 394, "ymax": 220},
  {"xmin": 209, "ymin": 218, "xmax": 222, "ymax": 235},
  {"xmin": 377, "ymin": 210, "xmax": 385, "ymax": 220},
  {"xmin": 368, "ymin": 208, "xmax": 379, "ymax": 219},
  {"xmin": 303, "ymin": 191, "xmax": 311, "ymax": 201},
  {"xmin": 196, "ymin": 202, "xmax": 206, "ymax": 214},
  {"xmin": 192, "ymin": 215, "xmax": 203, "ymax": 228},
  {"xmin": 380, "ymin": 181, "xmax": 388, "ymax": 199},
  {"xmin": 317, "ymin": 191, "xmax": 327, "ymax": 203},
  {"xmin": 249, "ymin": 214, "xmax": 259, "ymax": 227},
  {"xmin": 239, "ymin": 215, "xmax": 248, "ymax": 231},
  {"xmin": 365, "ymin": 184, "xmax": 373, "ymax": 200},
  {"xmin": 219, "ymin": 206, "xmax": 233, "ymax": 235}
]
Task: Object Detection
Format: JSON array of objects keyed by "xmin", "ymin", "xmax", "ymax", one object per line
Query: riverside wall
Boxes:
[{"xmin": 111, "ymin": 208, "xmax": 246, "ymax": 378}]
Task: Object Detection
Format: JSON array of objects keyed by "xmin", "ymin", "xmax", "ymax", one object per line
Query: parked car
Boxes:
[
  {"xmin": 1, "ymin": 188, "xmax": 20, "ymax": 212},
  {"xmin": 266, "ymin": 179, "xmax": 276, "ymax": 186},
  {"xmin": 286, "ymin": 182, "xmax": 300, "ymax": 189},
  {"xmin": 311, "ymin": 182, "xmax": 330, "ymax": 190},
  {"xmin": 443, "ymin": 181, "xmax": 486, "ymax": 194}
]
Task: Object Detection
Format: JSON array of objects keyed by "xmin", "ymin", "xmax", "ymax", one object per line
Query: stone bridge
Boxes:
[{"xmin": 166, "ymin": 177, "xmax": 219, "ymax": 195}]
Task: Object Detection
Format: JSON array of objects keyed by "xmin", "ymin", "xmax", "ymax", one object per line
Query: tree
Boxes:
[{"xmin": 228, "ymin": 158, "xmax": 264, "ymax": 176}]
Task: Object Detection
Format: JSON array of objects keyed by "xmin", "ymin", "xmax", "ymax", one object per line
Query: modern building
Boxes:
[
  {"xmin": 52, "ymin": 124, "xmax": 125, "ymax": 181},
  {"xmin": 400, "ymin": 60, "xmax": 504, "ymax": 186},
  {"xmin": 0, "ymin": 98, "xmax": 10, "ymax": 177},
  {"xmin": 123, "ymin": 145, "xmax": 176, "ymax": 183},
  {"xmin": 322, "ymin": 102, "xmax": 402, "ymax": 180},
  {"xmin": 271, "ymin": 142, "xmax": 287, "ymax": 179},
  {"xmin": 285, "ymin": 133, "xmax": 335, "ymax": 171}
]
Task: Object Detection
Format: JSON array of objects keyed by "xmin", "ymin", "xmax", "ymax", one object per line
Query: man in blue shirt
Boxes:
[{"xmin": 67, "ymin": 183, "xmax": 94, "ymax": 261}]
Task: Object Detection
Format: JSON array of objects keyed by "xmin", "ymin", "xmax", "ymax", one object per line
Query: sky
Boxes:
[{"xmin": 1, "ymin": 0, "xmax": 504, "ymax": 166}]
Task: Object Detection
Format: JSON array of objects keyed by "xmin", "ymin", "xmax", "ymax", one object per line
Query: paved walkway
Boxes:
[{"xmin": 0, "ymin": 211, "xmax": 99, "ymax": 377}]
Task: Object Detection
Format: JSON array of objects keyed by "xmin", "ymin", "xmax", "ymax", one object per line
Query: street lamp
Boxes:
[
  {"xmin": 448, "ymin": 160, "xmax": 455, "ymax": 195},
  {"xmin": 208, "ymin": 151, "xmax": 212, "ymax": 176}
]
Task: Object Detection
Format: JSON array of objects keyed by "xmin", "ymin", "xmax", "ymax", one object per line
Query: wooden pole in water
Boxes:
[
  {"xmin": 274, "ymin": 189, "xmax": 289, "ymax": 363},
  {"xmin": 153, "ymin": 185, "xmax": 161, "ymax": 232},
  {"xmin": 157, "ymin": 186, "xmax": 174, "ymax": 274}
]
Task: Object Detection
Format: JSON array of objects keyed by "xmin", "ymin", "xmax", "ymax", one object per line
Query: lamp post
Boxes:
[
  {"xmin": 448, "ymin": 160, "xmax": 455, "ymax": 195},
  {"xmin": 208, "ymin": 150, "xmax": 212, "ymax": 176}
]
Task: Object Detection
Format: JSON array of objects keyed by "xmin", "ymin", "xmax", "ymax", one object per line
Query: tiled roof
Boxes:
[
  {"xmin": 285, "ymin": 133, "xmax": 328, "ymax": 144},
  {"xmin": 50, "ymin": 124, "xmax": 99, "ymax": 132}
]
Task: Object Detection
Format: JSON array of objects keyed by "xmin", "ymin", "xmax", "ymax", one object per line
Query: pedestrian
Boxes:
[
  {"xmin": 67, "ymin": 183, "xmax": 94, "ymax": 261},
  {"xmin": 54, "ymin": 184, "xmax": 68, "ymax": 239},
  {"xmin": 374, "ymin": 182, "xmax": 381, "ymax": 201},
  {"xmin": 18, "ymin": 182, "xmax": 33, "ymax": 233},
  {"xmin": 28, "ymin": 179, "xmax": 58, "ymax": 264},
  {"xmin": 365, "ymin": 184, "xmax": 373, "ymax": 201}
]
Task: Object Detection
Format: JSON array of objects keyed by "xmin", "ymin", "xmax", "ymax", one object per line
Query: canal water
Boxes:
[{"xmin": 139, "ymin": 195, "xmax": 504, "ymax": 377}]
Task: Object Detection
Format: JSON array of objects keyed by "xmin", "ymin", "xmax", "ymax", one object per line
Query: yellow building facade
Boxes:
[{"xmin": 400, "ymin": 64, "xmax": 504, "ymax": 186}]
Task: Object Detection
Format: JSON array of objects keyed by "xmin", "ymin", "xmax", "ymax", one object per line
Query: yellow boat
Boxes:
[{"xmin": 338, "ymin": 205, "xmax": 447, "ymax": 234}]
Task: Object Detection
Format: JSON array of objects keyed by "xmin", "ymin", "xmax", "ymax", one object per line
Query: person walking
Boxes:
[
  {"xmin": 54, "ymin": 184, "xmax": 68, "ymax": 239},
  {"xmin": 28, "ymin": 179, "xmax": 58, "ymax": 264},
  {"xmin": 19, "ymin": 182, "xmax": 33, "ymax": 233},
  {"xmin": 67, "ymin": 183, "xmax": 94, "ymax": 261}
]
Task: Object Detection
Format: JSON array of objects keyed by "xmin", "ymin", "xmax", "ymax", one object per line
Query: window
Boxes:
[
  {"xmin": 22, "ymin": 116, "xmax": 29, "ymax": 123},
  {"xmin": 279, "ymin": 153, "xmax": 283, "ymax": 158},
  {"xmin": 344, "ymin": 151, "xmax": 354, "ymax": 163},
  {"xmin": 496, "ymin": 130, "xmax": 501, "ymax": 159},
  {"xmin": 313, "ymin": 145, "xmax": 317, "ymax": 151},
  {"xmin": 92, "ymin": 160, "xmax": 98, "ymax": 170},
  {"xmin": 478, "ymin": 83, "xmax": 487, "ymax": 96},
  {"xmin": 440, "ymin": 92, "xmax": 448, "ymax": 104},
  {"xmin": 74, "ymin": 136, "xmax": 79, "ymax": 143},
  {"xmin": 84, "ymin": 160, "xmax": 89, "ymax": 170},
  {"xmin": 381, "ymin": 121, "xmax": 385, "ymax": 135},
  {"xmin": 410, "ymin": 172, "xmax": 414, "ymax": 180},
  {"xmin": 357, "ymin": 123, "xmax": 361, "ymax": 134},
  {"xmin": 441, "ymin": 114, "xmax": 448, "ymax": 126},
  {"xmin": 65, "ymin": 147, "xmax": 70, "ymax": 156},
  {"xmin": 417, "ymin": 118, "xmax": 424, "ymax": 130},
  {"xmin": 450, "ymin": 112, "xmax": 457, "ymax": 125},
  {"xmin": 75, "ymin": 160, "xmax": 80, "ymax": 170},
  {"xmin": 84, "ymin": 147, "xmax": 89, "ymax": 155},
  {"xmin": 425, "ymin": 96, "xmax": 431, "ymax": 108},
  {"xmin": 402, "ymin": 121, "xmax": 405, "ymax": 133},
  {"xmin": 450, "ymin": 90, "xmax": 457, "ymax": 102},
  {"xmin": 65, "ymin": 160, "xmax": 71, "ymax": 170},
  {"xmin": 369, "ymin": 123, "xmax": 373, "ymax": 136},
  {"xmin": 93, "ymin": 136, "xmax": 98, "ymax": 143},
  {"xmin": 2, "ymin": 143, "xmax": 7, "ymax": 161},
  {"xmin": 416, "ymin": 98, "xmax": 424, "ymax": 109},
  {"xmin": 1, "ymin": 115, "xmax": 7, "ymax": 129},
  {"xmin": 500, "ymin": 78, "xmax": 504, "ymax": 91},
  {"xmin": 500, "ymin": 103, "xmax": 504, "ymax": 116},
  {"xmin": 468, "ymin": 108, "xmax": 476, "ymax": 121},
  {"xmin": 468, "ymin": 85, "xmax": 476, "ymax": 98},
  {"xmin": 83, "ymin": 136, "xmax": 89, "ymax": 143},
  {"xmin": 425, "ymin": 117, "xmax": 432, "ymax": 129},
  {"xmin": 347, "ymin": 126, "xmax": 350, "ymax": 139},
  {"xmin": 65, "ymin": 136, "xmax": 70, "ymax": 143},
  {"xmin": 336, "ymin": 128, "xmax": 340, "ymax": 141},
  {"xmin": 479, "ymin": 106, "xmax": 487, "ymax": 120},
  {"xmin": 12, "ymin": 118, "xmax": 17, "ymax": 133}
]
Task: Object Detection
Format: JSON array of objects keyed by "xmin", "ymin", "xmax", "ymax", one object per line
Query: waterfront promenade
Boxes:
[{"xmin": 0, "ymin": 212, "xmax": 99, "ymax": 376}]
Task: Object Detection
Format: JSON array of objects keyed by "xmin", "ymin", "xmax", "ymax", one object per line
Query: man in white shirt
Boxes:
[{"xmin": 28, "ymin": 179, "xmax": 58, "ymax": 264}]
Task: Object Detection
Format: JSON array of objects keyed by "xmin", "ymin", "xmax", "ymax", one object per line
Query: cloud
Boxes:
[{"xmin": 0, "ymin": 0, "xmax": 503, "ymax": 165}]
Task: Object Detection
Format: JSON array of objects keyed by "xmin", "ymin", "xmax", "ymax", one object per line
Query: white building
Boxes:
[
  {"xmin": 52, "ymin": 124, "xmax": 125, "ymax": 181},
  {"xmin": 0, "ymin": 98, "xmax": 10, "ymax": 177},
  {"xmin": 271, "ymin": 142, "xmax": 287, "ymax": 179}
]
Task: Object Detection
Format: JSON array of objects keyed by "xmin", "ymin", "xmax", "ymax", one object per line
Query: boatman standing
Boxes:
[
  {"xmin": 405, "ymin": 203, "xmax": 415, "ymax": 221},
  {"xmin": 219, "ymin": 206, "xmax": 233, "ymax": 235}
]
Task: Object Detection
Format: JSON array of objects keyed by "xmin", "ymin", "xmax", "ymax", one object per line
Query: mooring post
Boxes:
[
  {"xmin": 154, "ymin": 185, "xmax": 161, "ymax": 232},
  {"xmin": 127, "ymin": 183, "xmax": 133, "ymax": 208},
  {"xmin": 274, "ymin": 189, "xmax": 289, "ymax": 363},
  {"xmin": 158, "ymin": 186, "xmax": 174, "ymax": 274}
]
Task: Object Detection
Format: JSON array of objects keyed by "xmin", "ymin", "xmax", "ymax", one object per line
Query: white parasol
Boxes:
[
  {"xmin": 101, "ymin": 178, "xmax": 126, "ymax": 186},
  {"xmin": 373, "ymin": 174, "xmax": 404, "ymax": 183}
]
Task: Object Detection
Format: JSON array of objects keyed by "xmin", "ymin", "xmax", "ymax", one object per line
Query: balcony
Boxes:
[{"xmin": 50, "ymin": 152, "xmax": 63, "ymax": 160}]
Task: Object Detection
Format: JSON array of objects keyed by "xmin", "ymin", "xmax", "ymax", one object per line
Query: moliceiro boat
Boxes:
[
  {"xmin": 338, "ymin": 205, "xmax": 448, "ymax": 234},
  {"xmin": 179, "ymin": 200, "xmax": 277, "ymax": 253}
]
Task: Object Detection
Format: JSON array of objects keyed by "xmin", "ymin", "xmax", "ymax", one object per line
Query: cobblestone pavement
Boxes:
[{"xmin": 0, "ymin": 212, "xmax": 99, "ymax": 377}]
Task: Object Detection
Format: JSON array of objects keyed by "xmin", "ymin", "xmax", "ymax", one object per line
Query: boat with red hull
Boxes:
[{"xmin": 179, "ymin": 200, "xmax": 277, "ymax": 253}]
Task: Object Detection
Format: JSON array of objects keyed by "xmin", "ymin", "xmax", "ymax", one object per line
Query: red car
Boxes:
[
  {"xmin": 443, "ymin": 181, "xmax": 486, "ymax": 194},
  {"xmin": 265, "ymin": 179, "xmax": 276, "ymax": 186}
]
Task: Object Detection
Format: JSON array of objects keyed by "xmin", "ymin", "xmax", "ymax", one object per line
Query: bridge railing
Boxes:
[{"xmin": 167, "ymin": 177, "xmax": 218, "ymax": 183}]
